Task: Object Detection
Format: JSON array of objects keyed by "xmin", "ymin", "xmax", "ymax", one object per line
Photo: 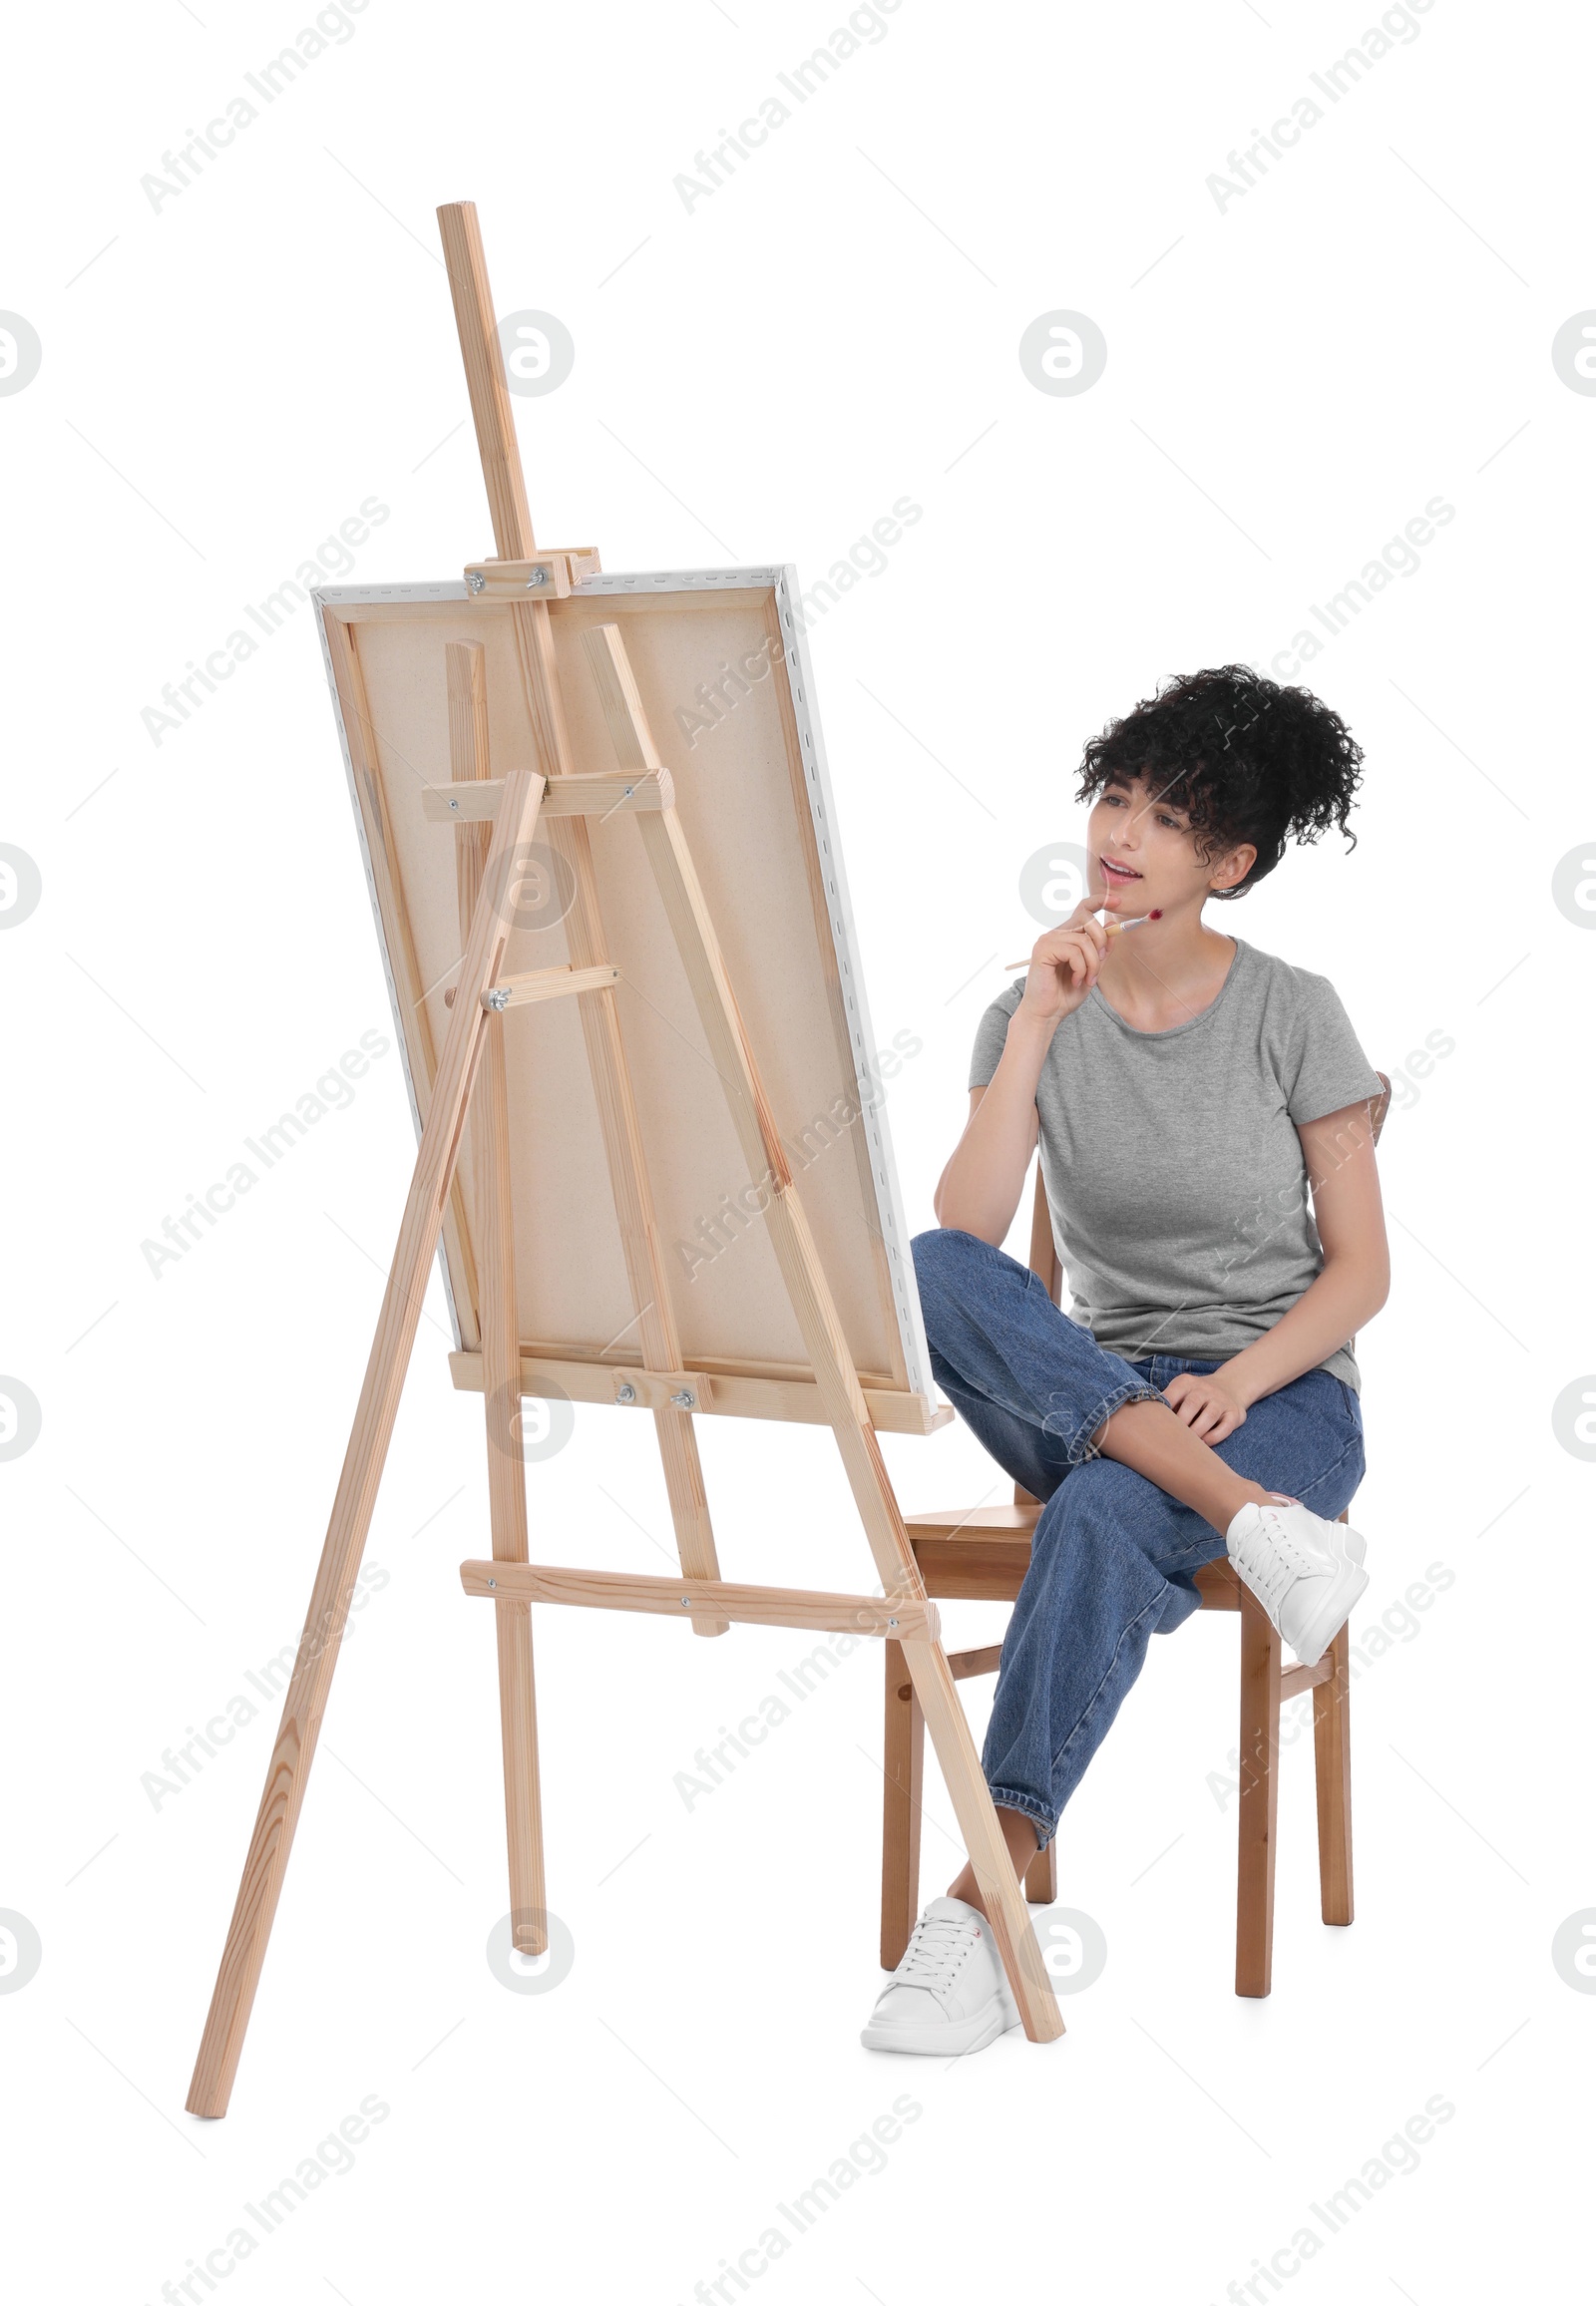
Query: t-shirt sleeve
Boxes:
[
  {"xmin": 1284, "ymin": 969, "xmax": 1385, "ymax": 1125},
  {"xmin": 968, "ymin": 979, "xmax": 1026, "ymax": 1089}
]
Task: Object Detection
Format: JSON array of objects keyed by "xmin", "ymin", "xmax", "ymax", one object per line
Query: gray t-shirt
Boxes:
[{"xmin": 968, "ymin": 936, "xmax": 1384, "ymax": 1392}]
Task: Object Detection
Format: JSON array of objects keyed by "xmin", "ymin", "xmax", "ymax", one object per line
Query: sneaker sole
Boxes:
[{"xmin": 860, "ymin": 1988, "xmax": 1021, "ymax": 2058}]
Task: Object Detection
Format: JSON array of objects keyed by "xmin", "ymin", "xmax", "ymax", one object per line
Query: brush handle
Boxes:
[{"xmin": 1001, "ymin": 917, "xmax": 1146, "ymax": 967}]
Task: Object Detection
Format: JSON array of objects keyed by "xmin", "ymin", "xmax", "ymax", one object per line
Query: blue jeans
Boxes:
[{"xmin": 911, "ymin": 1227, "xmax": 1367, "ymax": 1850}]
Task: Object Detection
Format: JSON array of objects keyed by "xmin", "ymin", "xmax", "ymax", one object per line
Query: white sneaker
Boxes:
[
  {"xmin": 860, "ymin": 1895, "xmax": 1021, "ymax": 2057},
  {"xmin": 1225, "ymin": 1496, "xmax": 1369, "ymax": 1668}
]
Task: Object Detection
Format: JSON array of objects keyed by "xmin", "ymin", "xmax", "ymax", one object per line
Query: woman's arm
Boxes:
[
  {"xmin": 1164, "ymin": 1098, "xmax": 1392, "ymax": 1441},
  {"xmin": 933, "ymin": 1053, "xmax": 1045, "ymax": 1242},
  {"xmin": 936, "ymin": 904, "xmax": 1115, "ymax": 1241}
]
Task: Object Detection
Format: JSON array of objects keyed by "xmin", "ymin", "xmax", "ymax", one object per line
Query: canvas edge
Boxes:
[
  {"xmin": 768, "ymin": 566, "xmax": 936, "ymax": 1403},
  {"xmin": 310, "ymin": 584, "xmax": 469, "ymax": 1353}
]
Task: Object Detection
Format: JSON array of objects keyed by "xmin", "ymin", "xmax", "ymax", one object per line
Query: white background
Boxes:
[{"xmin": 2, "ymin": 1, "xmax": 1589, "ymax": 2299}]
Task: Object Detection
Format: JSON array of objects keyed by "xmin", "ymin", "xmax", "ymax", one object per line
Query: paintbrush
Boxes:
[{"xmin": 1002, "ymin": 910, "xmax": 1160, "ymax": 967}]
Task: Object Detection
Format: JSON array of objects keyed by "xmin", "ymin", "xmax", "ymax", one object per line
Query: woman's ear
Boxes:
[{"xmin": 1209, "ymin": 841, "xmax": 1258, "ymax": 893}]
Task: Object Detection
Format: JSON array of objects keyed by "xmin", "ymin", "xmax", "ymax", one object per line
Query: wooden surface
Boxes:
[
  {"xmin": 946, "ymin": 1642, "xmax": 1005, "ymax": 1683},
  {"xmin": 880, "ymin": 1637, "xmax": 925, "ymax": 1969},
  {"xmin": 1013, "ymin": 1156, "xmax": 1065, "ymax": 1508},
  {"xmin": 187, "ymin": 768, "xmax": 548, "ymax": 2117},
  {"xmin": 1313, "ymin": 1618, "xmax": 1355, "ymax": 1924},
  {"xmin": 484, "ymin": 962, "xmax": 620, "ymax": 1012},
  {"xmin": 434, "ymin": 202, "xmax": 731, "ymax": 1636},
  {"xmin": 437, "ymin": 203, "xmax": 535, "ymax": 558},
  {"xmin": 1279, "ymin": 1654, "xmax": 1336, "ymax": 1703},
  {"xmin": 454, "ymin": 643, "xmax": 548, "ymax": 1961},
  {"xmin": 449, "ymin": 1349, "xmax": 951, "ymax": 1434},
  {"xmin": 1024, "ymin": 1836, "xmax": 1058, "ymax": 1905},
  {"xmin": 1234, "ymin": 1586, "xmax": 1282, "ymax": 1999},
  {"xmin": 880, "ymin": 1639, "xmax": 1061, "ymax": 1968},
  {"xmin": 461, "ymin": 1561, "xmax": 939, "ymax": 1641},
  {"xmin": 422, "ymin": 770, "xmax": 669, "ymax": 824}
]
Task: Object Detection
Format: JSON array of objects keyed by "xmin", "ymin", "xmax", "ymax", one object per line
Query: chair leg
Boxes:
[
  {"xmin": 881, "ymin": 1638, "xmax": 924, "ymax": 1968},
  {"xmin": 1024, "ymin": 1838, "xmax": 1057, "ymax": 1904},
  {"xmin": 1312, "ymin": 1619, "xmax": 1354, "ymax": 1925},
  {"xmin": 1235, "ymin": 1587, "xmax": 1281, "ymax": 1998}
]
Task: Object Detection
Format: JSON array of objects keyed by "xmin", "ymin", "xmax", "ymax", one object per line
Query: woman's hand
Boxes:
[
  {"xmin": 1163, "ymin": 1367, "xmax": 1249, "ymax": 1444},
  {"xmin": 1015, "ymin": 896, "xmax": 1114, "ymax": 1027}
]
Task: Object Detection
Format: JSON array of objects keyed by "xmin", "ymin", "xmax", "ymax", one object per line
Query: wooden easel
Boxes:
[{"xmin": 187, "ymin": 202, "xmax": 1062, "ymax": 2116}]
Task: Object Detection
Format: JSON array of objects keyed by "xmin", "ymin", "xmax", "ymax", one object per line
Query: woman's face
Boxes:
[{"xmin": 1087, "ymin": 772, "xmax": 1251, "ymax": 915}]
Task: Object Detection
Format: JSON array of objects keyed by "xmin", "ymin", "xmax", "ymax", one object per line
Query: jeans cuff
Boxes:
[
  {"xmin": 1041, "ymin": 1374, "xmax": 1171, "ymax": 1467},
  {"xmin": 987, "ymin": 1785, "xmax": 1058, "ymax": 1853}
]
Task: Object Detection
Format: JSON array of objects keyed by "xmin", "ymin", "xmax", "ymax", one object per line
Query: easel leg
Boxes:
[
  {"xmin": 478, "ymin": 1015, "xmax": 547, "ymax": 1957},
  {"xmin": 880, "ymin": 1639, "xmax": 923, "ymax": 1968},
  {"xmin": 900, "ymin": 1629, "xmax": 1063, "ymax": 2041},
  {"xmin": 449, "ymin": 635, "xmax": 547, "ymax": 1956},
  {"xmin": 438, "ymin": 202, "xmax": 728, "ymax": 1639},
  {"xmin": 187, "ymin": 769, "xmax": 545, "ymax": 2116}
]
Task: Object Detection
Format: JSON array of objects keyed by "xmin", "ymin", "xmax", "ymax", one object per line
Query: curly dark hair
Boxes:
[{"xmin": 1074, "ymin": 663, "xmax": 1364, "ymax": 899}]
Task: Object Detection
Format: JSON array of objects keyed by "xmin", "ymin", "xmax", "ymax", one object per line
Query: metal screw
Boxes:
[
  {"xmin": 615, "ymin": 1382, "xmax": 636, "ymax": 1404},
  {"xmin": 488, "ymin": 1577, "xmax": 497, "ymax": 1590},
  {"xmin": 465, "ymin": 572, "xmax": 486, "ymax": 594},
  {"xmin": 526, "ymin": 568, "xmax": 547, "ymax": 588},
  {"xmin": 887, "ymin": 1617, "xmax": 899, "ymax": 1630},
  {"xmin": 670, "ymin": 1388, "xmax": 695, "ymax": 1409},
  {"xmin": 486, "ymin": 987, "xmax": 510, "ymax": 1012},
  {"xmin": 679, "ymin": 1596, "xmax": 691, "ymax": 1609}
]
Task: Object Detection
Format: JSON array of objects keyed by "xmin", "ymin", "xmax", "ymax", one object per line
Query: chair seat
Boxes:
[
  {"xmin": 905, "ymin": 1502, "xmax": 1040, "ymax": 1538},
  {"xmin": 903, "ymin": 1499, "xmax": 1239, "ymax": 1607}
]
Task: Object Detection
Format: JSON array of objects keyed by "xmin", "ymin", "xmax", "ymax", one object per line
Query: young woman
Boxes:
[{"xmin": 862, "ymin": 663, "xmax": 1390, "ymax": 2057}]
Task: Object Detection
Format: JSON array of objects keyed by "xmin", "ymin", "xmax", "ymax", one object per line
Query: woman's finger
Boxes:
[{"xmin": 1065, "ymin": 932, "xmax": 1096, "ymax": 983}]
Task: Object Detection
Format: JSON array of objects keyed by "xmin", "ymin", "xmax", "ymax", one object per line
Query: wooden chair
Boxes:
[{"xmin": 882, "ymin": 1073, "xmax": 1392, "ymax": 1998}]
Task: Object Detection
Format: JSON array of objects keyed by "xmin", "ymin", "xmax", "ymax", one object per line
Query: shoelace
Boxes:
[
  {"xmin": 1233, "ymin": 1510, "xmax": 1326, "ymax": 1605},
  {"xmin": 896, "ymin": 1912, "xmax": 978, "ymax": 1988}
]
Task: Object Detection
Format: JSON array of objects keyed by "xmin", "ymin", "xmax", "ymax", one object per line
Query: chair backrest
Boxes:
[{"xmin": 1013, "ymin": 1070, "xmax": 1392, "ymax": 1509}]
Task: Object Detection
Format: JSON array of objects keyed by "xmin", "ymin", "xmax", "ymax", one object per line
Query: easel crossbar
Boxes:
[
  {"xmin": 459, "ymin": 1561, "xmax": 938, "ymax": 1641},
  {"xmin": 484, "ymin": 962, "xmax": 619, "ymax": 1012},
  {"xmin": 448, "ymin": 1350, "xmax": 948, "ymax": 1433},
  {"xmin": 444, "ymin": 961, "xmax": 619, "ymax": 1013},
  {"xmin": 422, "ymin": 770, "xmax": 670, "ymax": 824}
]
